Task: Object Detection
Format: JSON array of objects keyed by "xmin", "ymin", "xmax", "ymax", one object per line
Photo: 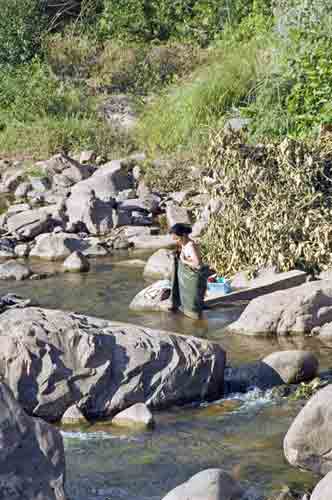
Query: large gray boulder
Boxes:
[
  {"xmin": 162, "ymin": 469, "xmax": 244, "ymax": 500},
  {"xmin": 143, "ymin": 249, "xmax": 174, "ymax": 280},
  {"xmin": 166, "ymin": 202, "xmax": 191, "ymax": 228},
  {"xmin": 69, "ymin": 160, "xmax": 133, "ymax": 202},
  {"xmin": 0, "ymin": 383, "xmax": 66, "ymax": 500},
  {"xmin": 7, "ymin": 205, "xmax": 62, "ymax": 241},
  {"xmin": 229, "ymin": 281, "xmax": 332, "ymax": 336},
  {"xmin": 0, "ymin": 260, "xmax": 32, "ymax": 281},
  {"xmin": 262, "ymin": 351, "xmax": 319, "ymax": 385},
  {"xmin": 66, "ymin": 189, "xmax": 114, "ymax": 235},
  {"xmin": 30, "ymin": 232, "xmax": 86, "ymax": 261},
  {"xmin": 226, "ymin": 350, "xmax": 319, "ymax": 393},
  {"xmin": 284, "ymin": 384, "xmax": 332, "ymax": 475},
  {"xmin": 311, "ymin": 471, "xmax": 332, "ymax": 500},
  {"xmin": 0, "ymin": 307, "xmax": 225, "ymax": 421}
]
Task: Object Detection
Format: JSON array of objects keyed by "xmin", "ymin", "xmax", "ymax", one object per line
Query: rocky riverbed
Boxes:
[{"xmin": 1, "ymin": 151, "xmax": 332, "ymax": 500}]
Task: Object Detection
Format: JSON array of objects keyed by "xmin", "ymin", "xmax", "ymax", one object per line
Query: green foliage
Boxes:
[
  {"xmin": 137, "ymin": 37, "xmax": 263, "ymax": 153},
  {"xmin": 0, "ymin": 60, "xmax": 94, "ymax": 123},
  {"xmin": 98, "ymin": 0, "xmax": 256, "ymax": 45},
  {"xmin": 0, "ymin": 60, "xmax": 135, "ymax": 158},
  {"xmin": 247, "ymin": 0, "xmax": 332, "ymax": 139},
  {"xmin": 201, "ymin": 131, "xmax": 332, "ymax": 276},
  {"xmin": 0, "ymin": 0, "xmax": 46, "ymax": 65}
]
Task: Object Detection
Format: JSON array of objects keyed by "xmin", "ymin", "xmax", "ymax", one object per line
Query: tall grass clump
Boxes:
[
  {"xmin": 137, "ymin": 37, "xmax": 266, "ymax": 153},
  {"xmin": 201, "ymin": 130, "xmax": 332, "ymax": 277}
]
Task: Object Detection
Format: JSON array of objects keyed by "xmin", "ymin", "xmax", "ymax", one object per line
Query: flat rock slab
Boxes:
[
  {"xmin": 129, "ymin": 234, "xmax": 176, "ymax": 250},
  {"xmin": 0, "ymin": 306, "xmax": 225, "ymax": 422},
  {"xmin": 0, "ymin": 383, "xmax": 66, "ymax": 500},
  {"xmin": 206, "ymin": 270, "xmax": 308, "ymax": 308}
]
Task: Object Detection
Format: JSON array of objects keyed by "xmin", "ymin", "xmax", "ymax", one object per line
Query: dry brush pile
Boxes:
[{"xmin": 201, "ymin": 130, "xmax": 332, "ymax": 277}]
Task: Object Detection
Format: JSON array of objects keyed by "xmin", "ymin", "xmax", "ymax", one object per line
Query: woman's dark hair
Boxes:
[{"xmin": 169, "ymin": 223, "xmax": 192, "ymax": 237}]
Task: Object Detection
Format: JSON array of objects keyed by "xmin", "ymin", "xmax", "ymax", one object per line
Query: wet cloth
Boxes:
[{"xmin": 171, "ymin": 255, "xmax": 209, "ymax": 320}]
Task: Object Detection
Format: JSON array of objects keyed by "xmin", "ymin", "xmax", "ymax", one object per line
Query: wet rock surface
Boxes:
[
  {"xmin": 0, "ymin": 382, "xmax": 66, "ymax": 500},
  {"xmin": 0, "ymin": 305, "xmax": 225, "ymax": 422}
]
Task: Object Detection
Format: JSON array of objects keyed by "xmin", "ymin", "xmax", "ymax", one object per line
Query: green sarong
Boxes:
[{"xmin": 171, "ymin": 256, "xmax": 209, "ymax": 320}]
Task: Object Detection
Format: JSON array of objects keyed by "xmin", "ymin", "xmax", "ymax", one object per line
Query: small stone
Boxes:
[
  {"xmin": 15, "ymin": 244, "xmax": 30, "ymax": 258},
  {"xmin": 112, "ymin": 403, "xmax": 154, "ymax": 429},
  {"xmin": 63, "ymin": 251, "xmax": 90, "ymax": 273},
  {"xmin": 0, "ymin": 261, "xmax": 32, "ymax": 281},
  {"xmin": 62, "ymin": 404, "xmax": 88, "ymax": 425},
  {"xmin": 133, "ymin": 165, "xmax": 141, "ymax": 181}
]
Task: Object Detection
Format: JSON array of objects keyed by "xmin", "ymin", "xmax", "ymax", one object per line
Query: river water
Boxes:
[{"xmin": 1, "ymin": 253, "xmax": 327, "ymax": 500}]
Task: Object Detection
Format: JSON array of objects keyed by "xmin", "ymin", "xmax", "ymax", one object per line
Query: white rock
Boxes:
[
  {"xmin": 112, "ymin": 403, "xmax": 154, "ymax": 428},
  {"xmin": 63, "ymin": 251, "xmax": 90, "ymax": 272},
  {"xmin": 61, "ymin": 404, "xmax": 88, "ymax": 425}
]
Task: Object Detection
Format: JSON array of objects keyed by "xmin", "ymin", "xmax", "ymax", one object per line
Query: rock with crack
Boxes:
[
  {"xmin": 68, "ymin": 159, "xmax": 133, "ymax": 202},
  {"xmin": 7, "ymin": 205, "xmax": 63, "ymax": 241},
  {"xmin": 0, "ymin": 382, "xmax": 66, "ymax": 500},
  {"xmin": 0, "ymin": 306, "xmax": 225, "ymax": 421},
  {"xmin": 66, "ymin": 189, "xmax": 115, "ymax": 235},
  {"xmin": 228, "ymin": 281, "xmax": 332, "ymax": 336}
]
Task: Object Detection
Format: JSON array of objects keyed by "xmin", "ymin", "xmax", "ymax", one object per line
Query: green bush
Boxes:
[
  {"xmin": 0, "ymin": 60, "xmax": 94, "ymax": 123},
  {"xmin": 0, "ymin": 0, "xmax": 46, "ymax": 65},
  {"xmin": 247, "ymin": 0, "xmax": 332, "ymax": 139},
  {"xmin": 98, "ymin": 0, "xmax": 256, "ymax": 45}
]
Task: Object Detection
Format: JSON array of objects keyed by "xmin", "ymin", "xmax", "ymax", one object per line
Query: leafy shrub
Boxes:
[
  {"xmin": 0, "ymin": 60, "xmax": 94, "ymax": 123},
  {"xmin": 0, "ymin": 0, "xmax": 46, "ymax": 65},
  {"xmin": 247, "ymin": 0, "xmax": 332, "ymax": 139},
  {"xmin": 98, "ymin": 0, "xmax": 256, "ymax": 45},
  {"xmin": 200, "ymin": 130, "xmax": 332, "ymax": 276}
]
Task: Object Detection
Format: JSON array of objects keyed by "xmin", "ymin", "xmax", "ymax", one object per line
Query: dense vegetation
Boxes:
[{"xmin": 1, "ymin": 0, "xmax": 332, "ymax": 274}]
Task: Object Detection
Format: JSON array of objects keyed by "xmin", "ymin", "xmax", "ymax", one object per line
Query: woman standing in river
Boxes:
[{"xmin": 170, "ymin": 223, "xmax": 209, "ymax": 320}]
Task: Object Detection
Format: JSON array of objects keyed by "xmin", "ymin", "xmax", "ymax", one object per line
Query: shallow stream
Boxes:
[{"xmin": 2, "ymin": 253, "xmax": 329, "ymax": 500}]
